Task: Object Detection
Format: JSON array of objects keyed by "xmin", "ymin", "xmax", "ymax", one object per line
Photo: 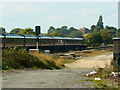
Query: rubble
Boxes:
[
  {"xmin": 111, "ymin": 72, "xmax": 119, "ymax": 77},
  {"xmin": 95, "ymin": 78, "xmax": 101, "ymax": 80},
  {"xmin": 86, "ymin": 71, "xmax": 97, "ymax": 76}
]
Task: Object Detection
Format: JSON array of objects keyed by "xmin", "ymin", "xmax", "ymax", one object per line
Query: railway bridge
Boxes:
[{"xmin": 0, "ymin": 34, "xmax": 87, "ymax": 52}]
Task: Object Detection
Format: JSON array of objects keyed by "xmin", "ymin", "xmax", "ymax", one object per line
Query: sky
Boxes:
[{"xmin": 0, "ymin": 1, "xmax": 118, "ymax": 33}]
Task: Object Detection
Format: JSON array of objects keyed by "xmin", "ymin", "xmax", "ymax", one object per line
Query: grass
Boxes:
[
  {"xmin": 33, "ymin": 52, "xmax": 74, "ymax": 68},
  {"xmin": 2, "ymin": 47, "xmax": 75, "ymax": 71},
  {"xmin": 2, "ymin": 48, "xmax": 59, "ymax": 70}
]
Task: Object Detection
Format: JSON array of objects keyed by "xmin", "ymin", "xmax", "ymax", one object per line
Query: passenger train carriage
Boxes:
[{"xmin": 0, "ymin": 34, "xmax": 87, "ymax": 48}]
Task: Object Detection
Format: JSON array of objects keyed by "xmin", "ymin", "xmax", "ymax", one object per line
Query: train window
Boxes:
[
  {"xmin": 54, "ymin": 39, "xmax": 64, "ymax": 45},
  {"xmin": 6, "ymin": 38, "xmax": 24, "ymax": 47},
  {"xmin": 40, "ymin": 39, "xmax": 53, "ymax": 46},
  {"xmin": 65, "ymin": 39, "xmax": 73, "ymax": 45},
  {"xmin": 74, "ymin": 40, "xmax": 82, "ymax": 45},
  {"xmin": 26, "ymin": 38, "xmax": 36, "ymax": 46}
]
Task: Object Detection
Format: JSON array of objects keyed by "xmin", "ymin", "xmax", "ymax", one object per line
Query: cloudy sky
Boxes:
[{"xmin": 0, "ymin": 1, "xmax": 118, "ymax": 33}]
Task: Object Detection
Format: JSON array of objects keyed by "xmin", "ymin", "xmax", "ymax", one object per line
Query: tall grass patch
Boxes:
[{"xmin": 2, "ymin": 48, "xmax": 60, "ymax": 70}]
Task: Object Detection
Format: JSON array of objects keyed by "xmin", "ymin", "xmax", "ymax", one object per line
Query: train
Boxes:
[{"xmin": 0, "ymin": 34, "xmax": 87, "ymax": 48}]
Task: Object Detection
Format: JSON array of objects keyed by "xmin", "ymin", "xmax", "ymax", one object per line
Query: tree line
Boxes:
[
  {"xmin": 0, "ymin": 26, "xmax": 83, "ymax": 38},
  {"xmin": 85, "ymin": 15, "xmax": 118, "ymax": 46},
  {"xmin": 48, "ymin": 26, "xmax": 83, "ymax": 38},
  {"xmin": 0, "ymin": 27, "xmax": 35, "ymax": 35}
]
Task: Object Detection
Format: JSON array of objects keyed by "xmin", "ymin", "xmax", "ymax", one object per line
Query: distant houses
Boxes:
[{"xmin": 78, "ymin": 27, "xmax": 90, "ymax": 34}]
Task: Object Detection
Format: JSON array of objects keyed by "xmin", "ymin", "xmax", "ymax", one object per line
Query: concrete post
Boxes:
[{"xmin": 113, "ymin": 37, "xmax": 120, "ymax": 69}]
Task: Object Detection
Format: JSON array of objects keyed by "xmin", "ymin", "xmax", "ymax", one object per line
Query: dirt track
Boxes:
[
  {"xmin": 65, "ymin": 52, "xmax": 113, "ymax": 69},
  {"xmin": 2, "ymin": 52, "xmax": 113, "ymax": 88}
]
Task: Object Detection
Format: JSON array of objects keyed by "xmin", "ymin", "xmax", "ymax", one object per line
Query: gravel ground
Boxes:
[
  {"xmin": 2, "ymin": 68, "xmax": 95, "ymax": 88},
  {"xmin": 2, "ymin": 52, "xmax": 112, "ymax": 88}
]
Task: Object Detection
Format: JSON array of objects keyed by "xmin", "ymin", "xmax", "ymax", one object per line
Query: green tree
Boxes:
[
  {"xmin": 10, "ymin": 28, "xmax": 21, "ymax": 34},
  {"xmin": 85, "ymin": 33, "xmax": 94, "ymax": 46},
  {"xmin": 105, "ymin": 26, "xmax": 117, "ymax": 37},
  {"xmin": 0, "ymin": 27, "xmax": 6, "ymax": 34},
  {"xmin": 92, "ymin": 33, "xmax": 103, "ymax": 46},
  {"xmin": 116, "ymin": 28, "xmax": 120, "ymax": 37},
  {"xmin": 68, "ymin": 27, "xmax": 77, "ymax": 34},
  {"xmin": 18, "ymin": 29, "xmax": 26, "ymax": 34},
  {"xmin": 47, "ymin": 26, "xmax": 79, "ymax": 36},
  {"xmin": 96, "ymin": 15, "xmax": 104, "ymax": 29},
  {"xmin": 48, "ymin": 26, "xmax": 55, "ymax": 34},
  {"xmin": 93, "ymin": 26, "xmax": 102, "ymax": 33},
  {"xmin": 70, "ymin": 30, "xmax": 83, "ymax": 38},
  {"xmin": 39, "ymin": 33, "xmax": 48, "ymax": 36},
  {"xmin": 90, "ymin": 25, "xmax": 96, "ymax": 33},
  {"xmin": 101, "ymin": 30, "xmax": 112, "ymax": 44},
  {"xmin": 49, "ymin": 31, "xmax": 62, "ymax": 36},
  {"xmin": 85, "ymin": 33, "xmax": 103, "ymax": 46},
  {"xmin": 59, "ymin": 26, "xmax": 68, "ymax": 35},
  {"xmin": 24, "ymin": 28, "xmax": 35, "ymax": 35}
]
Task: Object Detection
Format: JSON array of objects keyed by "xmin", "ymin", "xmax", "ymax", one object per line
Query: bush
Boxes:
[{"xmin": 2, "ymin": 48, "xmax": 60, "ymax": 70}]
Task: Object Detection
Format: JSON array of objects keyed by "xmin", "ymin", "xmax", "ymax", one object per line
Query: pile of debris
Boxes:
[
  {"xmin": 86, "ymin": 68, "xmax": 120, "ymax": 81},
  {"xmin": 57, "ymin": 53, "xmax": 76, "ymax": 59}
]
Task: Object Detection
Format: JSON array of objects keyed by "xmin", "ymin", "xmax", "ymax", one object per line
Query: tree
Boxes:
[
  {"xmin": 47, "ymin": 26, "xmax": 79, "ymax": 36},
  {"xmin": 68, "ymin": 27, "xmax": 77, "ymax": 34},
  {"xmin": 90, "ymin": 25, "xmax": 96, "ymax": 33},
  {"xmin": 49, "ymin": 31, "xmax": 62, "ymax": 36},
  {"xmin": 92, "ymin": 33, "xmax": 103, "ymax": 46},
  {"xmin": 85, "ymin": 33, "xmax": 103, "ymax": 46},
  {"xmin": 70, "ymin": 30, "xmax": 83, "ymax": 38},
  {"xmin": 48, "ymin": 26, "xmax": 55, "ymax": 34},
  {"xmin": 85, "ymin": 33, "xmax": 94, "ymax": 46},
  {"xmin": 10, "ymin": 28, "xmax": 21, "ymax": 34},
  {"xmin": 0, "ymin": 27, "xmax": 6, "ymax": 34},
  {"xmin": 18, "ymin": 29, "xmax": 26, "ymax": 34},
  {"xmin": 24, "ymin": 28, "xmax": 35, "ymax": 35},
  {"xmin": 101, "ymin": 30, "xmax": 112, "ymax": 44},
  {"xmin": 105, "ymin": 26, "xmax": 117, "ymax": 37},
  {"xmin": 59, "ymin": 26, "xmax": 68, "ymax": 35},
  {"xmin": 93, "ymin": 26, "xmax": 102, "ymax": 33},
  {"xmin": 12, "ymin": 28, "xmax": 35, "ymax": 35},
  {"xmin": 39, "ymin": 33, "xmax": 48, "ymax": 36},
  {"xmin": 96, "ymin": 15, "xmax": 104, "ymax": 29},
  {"xmin": 116, "ymin": 28, "xmax": 120, "ymax": 37}
]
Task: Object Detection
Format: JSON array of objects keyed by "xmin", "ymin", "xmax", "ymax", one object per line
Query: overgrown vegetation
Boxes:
[
  {"xmin": 2, "ymin": 48, "xmax": 74, "ymax": 70},
  {"xmin": 2, "ymin": 48, "xmax": 58, "ymax": 70}
]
